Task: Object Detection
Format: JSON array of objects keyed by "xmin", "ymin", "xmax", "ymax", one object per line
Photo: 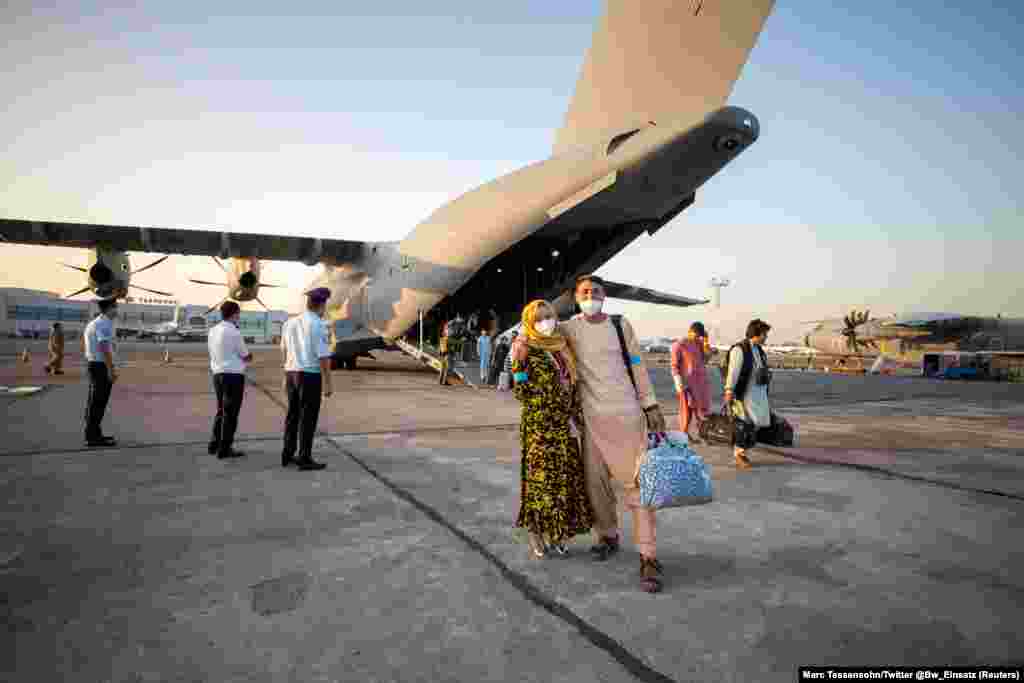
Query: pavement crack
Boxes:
[
  {"xmin": 762, "ymin": 447, "xmax": 1024, "ymax": 501},
  {"xmin": 249, "ymin": 377, "xmax": 681, "ymax": 683}
]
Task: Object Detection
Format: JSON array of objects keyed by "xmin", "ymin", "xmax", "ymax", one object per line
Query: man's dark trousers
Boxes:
[
  {"xmin": 282, "ymin": 371, "xmax": 322, "ymax": 462},
  {"xmin": 210, "ymin": 373, "xmax": 246, "ymax": 456},
  {"xmin": 84, "ymin": 362, "xmax": 112, "ymax": 441}
]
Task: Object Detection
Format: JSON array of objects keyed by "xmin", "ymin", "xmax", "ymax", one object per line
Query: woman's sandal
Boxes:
[
  {"xmin": 639, "ymin": 556, "xmax": 664, "ymax": 593},
  {"xmin": 589, "ymin": 536, "xmax": 620, "ymax": 561},
  {"xmin": 527, "ymin": 531, "xmax": 547, "ymax": 559}
]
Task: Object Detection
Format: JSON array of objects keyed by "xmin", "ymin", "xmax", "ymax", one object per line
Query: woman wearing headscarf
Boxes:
[
  {"xmin": 510, "ymin": 300, "xmax": 593, "ymax": 558},
  {"xmin": 670, "ymin": 322, "xmax": 712, "ymax": 441}
]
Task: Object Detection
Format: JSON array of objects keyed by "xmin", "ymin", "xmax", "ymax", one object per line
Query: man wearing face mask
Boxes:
[
  {"xmin": 559, "ymin": 274, "xmax": 669, "ymax": 593},
  {"xmin": 207, "ymin": 300, "xmax": 253, "ymax": 459}
]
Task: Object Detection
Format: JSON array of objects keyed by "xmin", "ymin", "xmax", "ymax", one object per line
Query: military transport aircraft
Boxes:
[
  {"xmin": 0, "ymin": 0, "xmax": 776, "ymax": 370},
  {"xmin": 804, "ymin": 309, "xmax": 1024, "ymax": 359}
]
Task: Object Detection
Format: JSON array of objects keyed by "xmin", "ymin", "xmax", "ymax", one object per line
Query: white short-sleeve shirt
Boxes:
[
  {"xmin": 208, "ymin": 320, "xmax": 250, "ymax": 374},
  {"xmin": 283, "ymin": 311, "xmax": 331, "ymax": 373},
  {"xmin": 84, "ymin": 315, "xmax": 115, "ymax": 362}
]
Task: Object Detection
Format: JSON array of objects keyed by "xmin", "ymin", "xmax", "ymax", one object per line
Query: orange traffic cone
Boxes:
[{"xmin": 21, "ymin": 349, "xmax": 30, "ymax": 363}]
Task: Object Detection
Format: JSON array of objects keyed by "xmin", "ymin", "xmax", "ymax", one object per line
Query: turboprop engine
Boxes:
[
  {"xmin": 188, "ymin": 257, "xmax": 285, "ymax": 314},
  {"xmin": 61, "ymin": 248, "xmax": 172, "ymax": 299}
]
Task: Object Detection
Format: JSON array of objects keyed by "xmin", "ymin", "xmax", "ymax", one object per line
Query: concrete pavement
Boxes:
[{"xmin": 2, "ymin": 348, "xmax": 1023, "ymax": 682}]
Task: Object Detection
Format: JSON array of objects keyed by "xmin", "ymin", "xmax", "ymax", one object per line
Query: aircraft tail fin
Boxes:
[{"xmin": 553, "ymin": 0, "xmax": 775, "ymax": 155}]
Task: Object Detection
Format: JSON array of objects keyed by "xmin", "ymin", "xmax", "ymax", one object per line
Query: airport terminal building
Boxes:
[{"xmin": 1, "ymin": 287, "xmax": 287, "ymax": 343}]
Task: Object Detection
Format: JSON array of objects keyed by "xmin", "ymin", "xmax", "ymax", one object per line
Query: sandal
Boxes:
[
  {"xmin": 527, "ymin": 531, "xmax": 547, "ymax": 559},
  {"xmin": 639, "ymin": 556, "xmax": 664, "ymax": 593},
  {"xmin": 589, "ymin": 536, "xmax": 620, "ymax": 562}
]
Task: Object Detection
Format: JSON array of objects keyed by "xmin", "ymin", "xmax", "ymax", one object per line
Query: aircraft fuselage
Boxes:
[{"xmin": 307, "ymin": 107, "xmax": 760, "ymax": 360}]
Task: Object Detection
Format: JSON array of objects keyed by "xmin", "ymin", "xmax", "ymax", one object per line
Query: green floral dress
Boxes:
[{"xmin": 512, "ymin": 345, "xmax": 593, "ymax": 544}]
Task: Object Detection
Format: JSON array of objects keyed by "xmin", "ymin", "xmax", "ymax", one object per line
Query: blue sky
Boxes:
[{"xmin": 1, "ymin": 1, "xmax": 1021, "ymax": 342}]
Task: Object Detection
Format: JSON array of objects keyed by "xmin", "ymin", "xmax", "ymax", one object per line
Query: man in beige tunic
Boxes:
[{"xmin": 560, "ymin": 275, "xmax": 669, "ymax": 593}]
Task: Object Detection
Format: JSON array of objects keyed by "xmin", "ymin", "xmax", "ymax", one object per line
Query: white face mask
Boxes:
[
  {"xmin": 535, "ymin": 319, "xmax": 556, "ymax": 336},
  {"xmin": 578, "ymin": 299, "xmax": 604, "ymax": 316}
]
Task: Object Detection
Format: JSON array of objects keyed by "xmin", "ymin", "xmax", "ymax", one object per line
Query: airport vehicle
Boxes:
[
  {"xmin": 921, "ymin": 352, "xmax": 993, "ymax": 380},
  {"xmin": 0, "ymin": 1, "xmax": 775, "ymax": 371}
]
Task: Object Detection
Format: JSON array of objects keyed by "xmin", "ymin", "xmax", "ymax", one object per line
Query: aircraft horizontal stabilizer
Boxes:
[{"xmin": 601, "ymin": 279, "xmax": 708, "ymax": 307}]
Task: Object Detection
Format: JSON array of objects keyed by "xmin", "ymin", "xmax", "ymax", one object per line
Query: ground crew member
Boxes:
[
  {"xmin": 438, "ymin": 320, "xmax": 452, "ymax": 385},
  {"xmin": 44, "ymin": 322, "xmax": 65, "ymax": 375},
  {"xmin": 207, "ymin": 301, "xmax": 253, "ymax": 459},
  {"xmin": 280, "ymin": 287, "xmax": 333, "ymax": 470},
  {"xmin": 83, "ymin": 297, "xmax": 119, "ymax": 447}
]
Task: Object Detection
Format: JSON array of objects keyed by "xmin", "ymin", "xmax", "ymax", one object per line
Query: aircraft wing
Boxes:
[
  {"xmin": 601, "ymin": 278, "xmax": 709, "ymax": 307},
  {"xmin": 0, "ymin": 218, "xmax": 369, "ymax": 266}
]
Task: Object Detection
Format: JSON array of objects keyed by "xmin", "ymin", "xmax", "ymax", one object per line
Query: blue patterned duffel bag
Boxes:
[{"xmin": 637, "ymin": 432, "xmax": 714, "ymax": 509}]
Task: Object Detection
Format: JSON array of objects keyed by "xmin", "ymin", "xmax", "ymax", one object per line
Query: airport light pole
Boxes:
[
  {"xmin": 709, "ymin": 277, "xmax": 731, "ymax": 349},
  {"xmin": 709, "ymin": 277, "xmax": 731, "ymax": 309}
]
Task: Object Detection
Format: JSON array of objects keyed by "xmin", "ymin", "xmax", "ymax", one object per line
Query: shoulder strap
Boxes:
[{"xmin": 610, "ymin": 314, "xmax": 639, "ymax": 399}]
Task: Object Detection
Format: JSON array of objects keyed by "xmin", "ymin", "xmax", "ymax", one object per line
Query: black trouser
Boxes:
[
  {"xmin": 84, "ymin": 362, "xmax": 112, "ymax": 440},
  {"xmin": 282, "ymin": 371, "xmax": 322, "ymax": 461},
  {"xmin": 210, "ymin": 373, "xmax": 246, "ymax": 456}
]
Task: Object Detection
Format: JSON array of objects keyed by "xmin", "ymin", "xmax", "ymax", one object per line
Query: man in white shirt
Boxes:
[
  {"xmin": 207, "ymin": 301, "xmax": 253, "ymax": 459},
  {"xmin": 83, "ymin": 297, "xmax": 120, "ymax": 447},
  {"xmin": 280, "ymin": 287, "xmax": 333, "ymax": 470}
]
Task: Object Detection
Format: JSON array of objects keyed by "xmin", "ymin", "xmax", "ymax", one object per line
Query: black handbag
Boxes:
[
  {"xmin": 757, "ymin": 412, "xmax": 796, "ymax": 447},
  {"xmin": 700, "ymin": 403, "xmax": 757, "ymax": 449}
]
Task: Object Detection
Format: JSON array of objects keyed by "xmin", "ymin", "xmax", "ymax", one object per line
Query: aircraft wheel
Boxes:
[{"xmin": 345, "ymin": 358, "xmax": 357, "ymax": 371}]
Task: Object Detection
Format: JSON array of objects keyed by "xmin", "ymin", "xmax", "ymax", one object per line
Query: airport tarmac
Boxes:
[{"xmin": 2, "ymin": 342, "xmax": 1023, "ymax": 682}]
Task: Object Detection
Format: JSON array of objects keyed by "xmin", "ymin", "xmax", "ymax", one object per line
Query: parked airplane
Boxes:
[
  {"xmin": 804, "ymin": 309, "xmax": 1024, "ymax": 359},
  {"xmin": 60, "ymin": 247, "xmax": 172, "ymax": 300},
  {"xmin": 187, "ymin": 257, "xmax": 285, "ymax": 314},
  {"xmin": 0, "ymin": 0, "xmax": 776, "ymax": 370},
  {"xmin": 764, "ymin": 344, "xmax": 816, "ymax": 355},
  {"xmin": 132, "ymin": 305, "xmax": 209, "ymax": 342}
]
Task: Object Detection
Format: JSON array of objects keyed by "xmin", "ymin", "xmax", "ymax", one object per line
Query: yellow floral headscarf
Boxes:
[{"xmin": 519, "ymin": 299, "xmax": 577, "ymax": 383}]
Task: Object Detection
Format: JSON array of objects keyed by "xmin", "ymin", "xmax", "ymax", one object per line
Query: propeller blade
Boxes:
[
  {"xmin": 60, "ymin": 262, "xmax": 88, "ymax": 273},
  {"xmin": 204, "ymin": 297, "xmax": 229, "ymax": 316},
  {"xmin": 130, "ymin": 254, "xmax": 169, "ymax": 275},
  {"xmin": 129, "ymin": 284, "xmax": 175, "ymax": 296},
  {"xmin": 63, "ymin": 286, "xmax": 92, "ymax": 298},
  {"xmin": 212, "ymin": 257, "xmax": 227, "ymax": 273},
  {"xmin": 187, "ymin": 279, "xmax": 225, "ymax": 286},
  {"xmin": 255, "ymin": 296, "xmax": 270, "ymax": 311},
  {"xmin": 258, "ymin": 283, "xmax": 286, "ymax": 288}
]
